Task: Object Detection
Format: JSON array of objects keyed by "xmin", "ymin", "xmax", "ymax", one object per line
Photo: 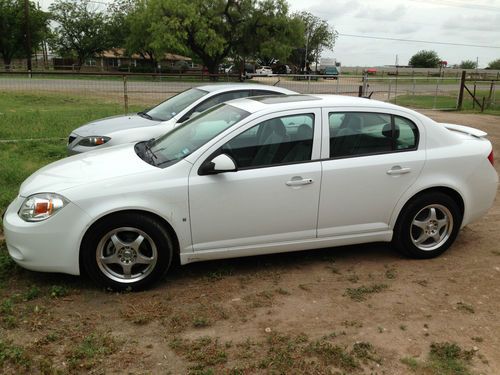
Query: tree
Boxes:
[
  {"xmin": 295, "ymin": 11, "xmax": 336, "ymax": 70},
  {"xmin": 111, "ymin": 0, "xmax": 161, "ymax": 69},
  {"xmin": 149, "ymin": 0, "xmax": 303, "ymax": 74},
  {"xmin": 459, "ymin": 60, "xmax": 477, "ymax": 69},
  {"xmin": 238, "ymin": 0, "xmax": 304, "ymax": 67},
  {"xmin": 49, "ymin": 0, "xmax": 114, "ymax": 67},
  {"xmin": 0, "ymin": 0, "xmax": 49, "ymax": 69},
  {"xmin": 408, "ymin": 50, "xmax": 441, "ymax": 68},
  {"xmin": 487, "ymin": 58, "xmax": 500, "ymax": 70}
]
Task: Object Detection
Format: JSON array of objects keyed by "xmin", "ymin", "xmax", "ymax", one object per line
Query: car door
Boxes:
[
  {"xmin": 188, "ymin": 109, "xmax": 322, "ymax": 252},
  {"xmin": 317, "ymin": 109, "xmax": 425, "ymax": 237}
]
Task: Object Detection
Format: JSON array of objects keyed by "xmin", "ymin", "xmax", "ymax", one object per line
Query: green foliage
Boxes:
[
  {"xmin": 68, "ymin": 332, "xmax": 117, "ymax": 369},
  {"xmin": 0, "ymin": 242, "xmax": 18, "ymax": 283},
  {"xmin": 149, "ymin": 0, "xmax": 303, "ymax": 73},
  {"xmin": 49, "ymin": 284, "xmax": 69, "ymax": 298},
  {"xmin": 49, "ymin": 0, "xmax": 115, "ymax": 66},
  {"xmin": 0, "ymin": 339, "xmax": 30, "ymax": 368},
  {"xmin": 487, "ymin": 58, "xmax": 500, "ymax": 70},
  {"xmin": 459, "ymin": 60, "xmax": 477, "ymax": 69},
  {"xmin": 294, "ymin": 11, "xmax": 337, "ymax": 68},
  {"xmin": 409, "ymin": 50, "xmax": 441, "ymax": 68},
  {"xmin": 0, "ymin": 0, "xmax": 50, "ymax": 66}
]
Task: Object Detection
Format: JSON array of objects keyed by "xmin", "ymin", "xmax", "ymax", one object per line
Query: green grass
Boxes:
[
  {"xmin": 402, "ymin": 342, "xmax": 475, "ymax": 375},
  {"xmin": 0, "ymin": 92, "xmax": 143, "ymax": 230},
  {"xmin": 393, "ymin": 92, "xmax": 500, "ymax": 114}
]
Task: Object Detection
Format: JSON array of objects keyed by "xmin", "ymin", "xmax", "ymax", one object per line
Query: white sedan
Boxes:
[
  {"xmin": 4, "ymin": 95, "xmax": 497, "ymax": 290},
  {"xmin": 67, "ymin": 84, "xmax": 296, "ymax": 154}
]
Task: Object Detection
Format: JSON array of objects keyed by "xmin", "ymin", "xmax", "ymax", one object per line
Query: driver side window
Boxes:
[{"xmin": 221, "ymin": 114, "xmax": 315, "ymax": 169}]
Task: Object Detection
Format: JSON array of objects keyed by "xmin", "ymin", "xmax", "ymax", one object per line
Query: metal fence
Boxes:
[{"xmin": 0, "ymin": 71, "xmax": 497, "ymax": 113}]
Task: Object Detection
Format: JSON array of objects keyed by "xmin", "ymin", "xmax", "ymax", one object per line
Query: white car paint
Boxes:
[
  {"xmin": 4, "ymin": 95, "xmax": 497, "ymax": 287},
  {"xmin": 255, "ymin": 66, "xmax": 273, "ymax": 76},
  {"xmin": 67, "ymin": 83, "xmax": 296, "ymax": 154}
]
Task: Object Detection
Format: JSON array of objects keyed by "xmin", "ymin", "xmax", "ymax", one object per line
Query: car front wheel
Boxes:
[
  {"xmin": 393, "ymin": 192, "xmax": 462, "ymax": 258},
  {"xmin": 81, "ymin": 213, "xmax": 173, "ymax": 290}
]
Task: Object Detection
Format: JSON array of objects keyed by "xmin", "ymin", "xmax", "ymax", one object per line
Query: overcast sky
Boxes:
[
  {"xmin": 287, "ymin": 0, "xmax": 500, "ymax": 67},
  {"xmin": 38, "ymin": 0, "xmax": 500, "ymax": 68}
]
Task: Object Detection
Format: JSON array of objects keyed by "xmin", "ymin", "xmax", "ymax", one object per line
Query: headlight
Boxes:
[
  {"xmin": 18, "ymin": 193, "xmax": 69, "ymax": 222},
  {"xmin": 78, "ymin": 136, "xmax": 111, "ymax": 147}
]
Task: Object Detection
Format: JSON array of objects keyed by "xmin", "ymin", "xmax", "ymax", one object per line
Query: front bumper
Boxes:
[{"xmin": 3, "ymin": 196, "xmax": 92, "ymax": 275}]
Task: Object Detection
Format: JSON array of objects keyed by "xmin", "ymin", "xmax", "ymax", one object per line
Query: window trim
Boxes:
[
  {"xmin": 195, "ymin": 108, "xmax": 323, "ymax": 175},
  {"xmin": 325, "ymin": 110, "xmax": 420, "ymax": 160}
]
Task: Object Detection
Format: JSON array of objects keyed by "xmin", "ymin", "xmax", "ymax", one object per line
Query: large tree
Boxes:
[
  {"xmin": 294, "ymin": 11, "xmax": 336, "ymax": 70},
  {"xmin": 408, "ymin": 50, "xmax": 441, "ymax": 68},
  {"xmin": 49, "ymin": 0, "xmax": 114, "ymax": 67},
  {"xmin": 487, "ymin": 58, "xmax": 500, "ymax": 70},
  {"xmin": 459, "ymin": 60, "xmax": 477, "ymax": 69},
  {"xmin": 0, "ymin": 0, "xmax": 49, "ymax": 69},
  {"xmin": 149, "ymin": 0, "xmax": 302, "ymax": 74}
]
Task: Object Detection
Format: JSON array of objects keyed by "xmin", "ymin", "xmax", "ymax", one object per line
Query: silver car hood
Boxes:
[{"xmin": 73, "ymin": 114, "xmax": 162, "ymax": 136}]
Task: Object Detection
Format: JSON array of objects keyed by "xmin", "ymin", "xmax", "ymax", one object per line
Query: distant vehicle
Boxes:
[
  {"xmin": 322, "ymin": 66, "xmax": 339, "ymax": 79},
  {"xmin": 67, "ymin": 84, "xmax": 297, "ymax": 154},
  {"xmin": 255, "ymin": 66, "xmax": 273, "ymax": 76},
  {"xmin": 366, "ymin": 68, "xmax": 377, "ymax": 75},
  {"xmin": 5, "ymin": 95, "xmax": 497, "ymax": 290},
  {"xmin": 273, "ymin": 64, "xmax": 292, "ymax": 74}
]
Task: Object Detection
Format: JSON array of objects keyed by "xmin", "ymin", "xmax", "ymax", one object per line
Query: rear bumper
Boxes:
[{"xmin": 463, "ymin": 161, "xmax": 498, "ymax": 226}]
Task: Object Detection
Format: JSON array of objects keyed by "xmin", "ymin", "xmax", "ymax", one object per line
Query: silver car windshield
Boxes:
[
  {"xmin": 148, "ymin": 104, "xmax": 250, "ymax": 168},
  {"xmin": 146, "ymin": 88, "xmax": 208, "ymax": 121}
]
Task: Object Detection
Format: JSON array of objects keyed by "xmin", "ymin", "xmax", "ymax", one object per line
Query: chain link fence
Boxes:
[{"xmin": 0, "ymin": 71, "xmax": 497, "ymax": 113}]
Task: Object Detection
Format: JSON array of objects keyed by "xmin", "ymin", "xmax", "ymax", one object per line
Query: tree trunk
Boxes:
[
  {"xmin": 205, "ymin": 60, "xmax": 219, "ymax": 81},
  {"xmin": 3, "ymin": 56, "xmax": 12, "ymax": 71}
]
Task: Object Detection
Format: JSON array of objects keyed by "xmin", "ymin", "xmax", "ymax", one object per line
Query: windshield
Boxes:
[
  {"xmin": 145, "ymin": 88, "xmax": 208, "ymax": 121},
  {"xmin": 146, "ymin": 104, "xmax": 250, "ymax": 168}
]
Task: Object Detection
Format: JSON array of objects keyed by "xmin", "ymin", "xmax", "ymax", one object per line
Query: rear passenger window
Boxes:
[
  {"xmin": 329, "ymin": 112, "xmax": 418, "ymax": 158},
  {"xmin": 394, "ymin": 116, "xmax": 418, "ymax": 150}
]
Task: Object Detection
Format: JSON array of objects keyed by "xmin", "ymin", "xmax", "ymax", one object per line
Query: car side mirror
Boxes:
[{"xmin": 199, "ymin": 154, "xmax": 237, "ymax": 175}]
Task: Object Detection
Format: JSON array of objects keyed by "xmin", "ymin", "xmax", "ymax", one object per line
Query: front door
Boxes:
[{"xmin": 188, "ymin": 110, "xmax": 322, "ymax": 251}]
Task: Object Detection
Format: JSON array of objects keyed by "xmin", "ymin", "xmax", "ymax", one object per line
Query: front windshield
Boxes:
[
  {"xmin": 148, "ymin": 104, "xmax": 250, "ymax": 168},
  {"xmin": 146, "ymin": 88, "xmax": 208, "ymax": 121}
]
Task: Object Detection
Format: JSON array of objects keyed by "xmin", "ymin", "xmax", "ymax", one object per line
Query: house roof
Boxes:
[{"xmin": 100, "ymin": 48, "xmax": 191, "ymax": 61}]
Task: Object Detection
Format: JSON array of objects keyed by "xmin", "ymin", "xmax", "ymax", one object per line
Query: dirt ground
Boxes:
[{"xmin": 1, "ymin": 111, "xmax": 499, "ymax": 374}]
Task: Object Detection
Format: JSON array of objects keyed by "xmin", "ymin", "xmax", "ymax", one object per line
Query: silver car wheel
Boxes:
[
  {"xmin": 410, "ymin": 204, "xmax": 453, "ymax": 251},
  {"xmin": 96, "ymin": 227, "xmax": 158, "ymax": 283}
]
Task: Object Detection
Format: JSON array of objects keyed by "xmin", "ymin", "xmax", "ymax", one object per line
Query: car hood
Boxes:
[
  {"xmin": 19, "ymin": 144, "xmax": 156, "ymax": 196},
  {"xmin": 73, "ymin": 114, "xmax": 163, "ymax": 137}
]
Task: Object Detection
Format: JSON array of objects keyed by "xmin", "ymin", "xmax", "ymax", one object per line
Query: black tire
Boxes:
[
  {"xmin": 392, "ymin": 192, "xmax": 462, "ymax": 259},
  {"xmin": 81, "ymin": 212, "xmax": 173, "ymax": 291}
]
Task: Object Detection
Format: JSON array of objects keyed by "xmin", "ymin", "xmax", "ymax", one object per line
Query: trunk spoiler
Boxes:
[{"xmin": 440, "ymin": 123, "xmax": 488, "ymax": 138}]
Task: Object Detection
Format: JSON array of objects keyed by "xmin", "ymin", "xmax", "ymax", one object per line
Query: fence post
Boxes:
[
  {"xmin": 481, "ymin": 97, "xmax": 485, "ymax": 113},
  {"xmin": 457, "ymin": 70, "xmax": 466, "ymax": 110},
  {"xmin": 362, "ymin": 72, "xmax": 368, "ymax": 97},
  {"xmin": 358, "ymin": 85, "xmax": 363, "ymax": 97},
  {"xmin": 123, "ymin": 75, "xmax": 129, "ymax": 114},
  {"xmin": 472, "ymin": 83, "xmax": 476, "ymax": 109},
  {"xmin": 388, "ymin": 79, "xmax": 392, "ymax": 100},
  {"xmin": 487, "ymin": 81, "xmax": 494, "ymax": 109}
]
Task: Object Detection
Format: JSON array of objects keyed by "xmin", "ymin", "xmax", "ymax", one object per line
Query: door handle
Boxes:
[
  {"xmin": 386, "ymin": 166, "xmax": 411, "ymax": 175},
  {"xmin": 286, "ymin": 178, "xmax": 313, "ymax": 186}
]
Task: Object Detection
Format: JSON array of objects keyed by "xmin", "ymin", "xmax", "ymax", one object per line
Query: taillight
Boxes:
[{"xmin": 487, "ymin": 150, "xmax": 494, "ymax": 166}]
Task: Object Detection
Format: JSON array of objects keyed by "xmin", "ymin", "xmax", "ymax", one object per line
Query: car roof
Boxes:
[
  {"xmin": 228, "ymin": 94, "xmax": 423, "ymax": 116},
  {"xmin": 197, "ymin": 83, "xmax": 296, "ymax": 95}
]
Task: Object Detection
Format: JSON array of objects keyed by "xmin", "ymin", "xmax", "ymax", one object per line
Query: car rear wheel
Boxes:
[
  {"xmin": 393, "ymin": 192, "xmax": 462, "ymax": 258},
  {"xmin": 81, "ymin": 213, "xmax": 173, "ymax": 290}
]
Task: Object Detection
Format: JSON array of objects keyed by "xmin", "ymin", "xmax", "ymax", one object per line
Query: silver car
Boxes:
[{"xmin": 67, "ymin": 84, "xmax": 296, "ymax": 154}]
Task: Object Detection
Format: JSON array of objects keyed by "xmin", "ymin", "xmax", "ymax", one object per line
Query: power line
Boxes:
[
  {"xmin": 338, "ymin": 33, "xmax": 500, "ymax": 49},
  {"xmin": 409, "ymin": 0, "xmax": 500, "ymax": 12}
]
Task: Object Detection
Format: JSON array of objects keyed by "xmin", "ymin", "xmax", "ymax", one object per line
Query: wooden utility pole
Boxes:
[
  {"xmin": 24, "ymin": 0, "xmax": 32, "ymax": 72},
  {"xmin": 457, "ymin": 70, "xmax": 466, "ymax": 110}
]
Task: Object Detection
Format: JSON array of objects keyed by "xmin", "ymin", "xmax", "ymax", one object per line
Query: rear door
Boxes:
[{"xmin": 317, "ymin": 109, "xmax": 426, "ymax": 237}]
